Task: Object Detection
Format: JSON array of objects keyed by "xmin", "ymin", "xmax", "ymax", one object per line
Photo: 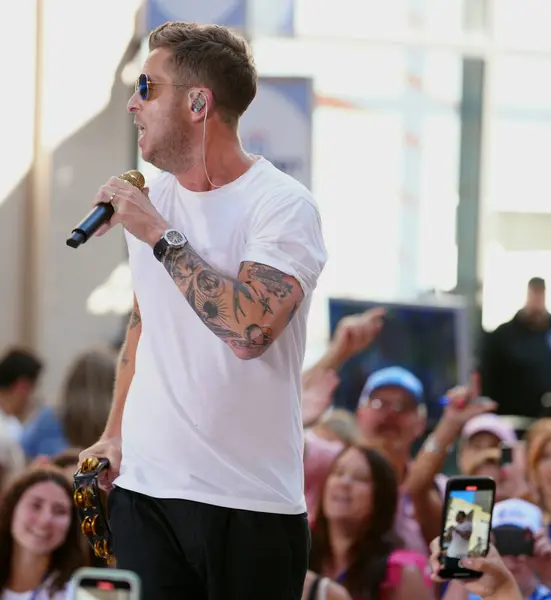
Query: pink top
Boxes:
[
  {"xmin": 395, "ymin": 472, "xmax": 447, "ymax": 557},
  {"xmin": 381, "ymin": 549, "xmax": 433, "ymax": 594},
  {"xmin": 347, "ymin": 549, "xmax": 433, "ymax": 600}
]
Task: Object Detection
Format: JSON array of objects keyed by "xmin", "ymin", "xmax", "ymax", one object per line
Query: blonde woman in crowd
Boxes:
[
  {"xmin": 0, "ymin": 466, "xmax": 85, "ymax": 599},
  {"xmin": 525, "ymin": 419, "xmax": 551, "ymax": 450},
  {"xmin": 527, "ymin": 426, "xmax": 551, "ymax": 527},
  {"xmin": 20, "ymin": 348, "xmax": 115, "ymax": 459}
]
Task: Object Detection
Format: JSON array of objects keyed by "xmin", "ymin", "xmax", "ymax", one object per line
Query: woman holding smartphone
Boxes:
[{"xmin": 0, "ymin": 467, "xmax": 85, "ymax": 599}]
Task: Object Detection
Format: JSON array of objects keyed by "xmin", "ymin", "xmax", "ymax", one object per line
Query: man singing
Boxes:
[{"xmin": 78, "ymin": 20, "xmax": 327, "ymax": 600}]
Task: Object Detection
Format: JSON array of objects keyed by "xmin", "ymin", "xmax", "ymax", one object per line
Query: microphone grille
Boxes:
[{"xmin": 119, "ymin": 170, "xmax": 145, "ymax": 190}]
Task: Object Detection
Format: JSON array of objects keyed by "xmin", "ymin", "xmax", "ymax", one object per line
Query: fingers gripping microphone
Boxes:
[{"xmin": 66, "ymin": 170, "xmax": 145, "ymax": 249}]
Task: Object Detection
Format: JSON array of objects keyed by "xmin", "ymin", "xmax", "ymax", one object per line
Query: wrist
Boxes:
[
  {"xmin": 486, "ymin": 579, "xmax": 521, "ymax": 600},
  {"xmin": 433, "ymin": 417, "xmax": 463, "ymax": 447},
  {"xmin": 422, "ymin": 432, "xmax": 451, "ymax": 455},
  {"xmin": 318, "ymin": 343, "xmax": 347, "ymax": 371},
  {"xmin": 145, "ymin": 219, "xmax": 170, "ymax": 248}
]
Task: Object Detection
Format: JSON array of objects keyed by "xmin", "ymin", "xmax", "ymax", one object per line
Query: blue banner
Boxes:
[
  {"xmin": 145, "ymin": 0, "xmax": 294, "ymax": 36},
  {"xmin": 247, "ymin": 0, "xmax": 294, "ymax": 36},
  {"xmin": 239, "ymin": 77, "xmax": 313, "ymax": 188},
  {"xmin": 146, "ymin": 0, "xmax": 247, "ymax": 31}
]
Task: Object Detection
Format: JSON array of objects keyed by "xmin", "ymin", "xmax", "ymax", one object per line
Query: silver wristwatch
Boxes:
[{"xmin": 153, "ymin": 229, "xmax": 188, "ymax": 262}]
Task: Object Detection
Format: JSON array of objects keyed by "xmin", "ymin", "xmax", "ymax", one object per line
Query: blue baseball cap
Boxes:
[{"xmin": 360, "ymin": 366, "xmax": 424, "ymax": 404}]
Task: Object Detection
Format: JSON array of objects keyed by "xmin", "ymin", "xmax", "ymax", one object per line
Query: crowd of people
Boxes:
[
  {"xmin": 0, "ymin": 346, "xmax": 116, "ymax": 599},
  {"xmin": 0, "ymin": 299, "xmax": 549, "ymax": 599}
]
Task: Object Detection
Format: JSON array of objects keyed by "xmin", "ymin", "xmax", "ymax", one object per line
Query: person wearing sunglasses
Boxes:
[{"xmin": 78, "ymin": 19, "xmax": 327, "ymax": 600}]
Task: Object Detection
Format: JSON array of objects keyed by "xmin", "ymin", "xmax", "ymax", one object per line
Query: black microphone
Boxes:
[{"xmin": 66, "ymin": 170, "xmax": 145, "ymax": 249}]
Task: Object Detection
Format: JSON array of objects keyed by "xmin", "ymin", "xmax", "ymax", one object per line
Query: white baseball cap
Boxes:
[
  {"xmin": 461, "ymin": 414, "xmax": 517, "ymax": 445},
  {"xmin": 492, "ymin": 499, "xmax": 543, "ymax": 534}
]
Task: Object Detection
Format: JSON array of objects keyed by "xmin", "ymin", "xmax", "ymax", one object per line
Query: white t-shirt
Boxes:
[
  {"xmin": 447, "ymin": 521, "xmax": 473, "ymax": 558},
  {"xmin": 0, "ymin": 410, "xmax": 23, "ymax": 442},
  {"xmin": 115, "ymin": 157, "xmax": 327, "ymax": 514}
]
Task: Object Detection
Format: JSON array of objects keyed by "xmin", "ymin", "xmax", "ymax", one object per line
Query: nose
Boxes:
[
  {"xmin": 377, "ymin": 408, "xmax": 396, "ymax": 424},
  {"xmin": 36, "ymin": 507, "xmax": 54, "ymax": 528},
  {"xmin": 335, "ymin": 473, "xmax": 353, "ymax": 486},
  {"xmin": 127, "ymin": 90, "xmax": 140, "ymax": 113}
]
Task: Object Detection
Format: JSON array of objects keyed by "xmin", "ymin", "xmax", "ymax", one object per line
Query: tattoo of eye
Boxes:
[
  {"xmin": 129, "ymin": 310, "xmax": 141, "ymax": 329},
  {"xmin": 232, "ymin": 280, "xmax": 255, "ymax": 323},
  {"xmin": 197, "ymin": 270, "xmax": 226, "ymax": 298},
  {"xmin": 259, "ymin": 293, "xmax": 273, "ymax": 317},
  {"xmin": 202, "ymin": 301, "xmax": 220, "ymax": 320},
  {"xmin": 246, "ymin": 263, "xmax": 294, "ymax": 300},
  {"xmin": 188, "ymin": 285, "xmax": 231, "ymax": 328}
]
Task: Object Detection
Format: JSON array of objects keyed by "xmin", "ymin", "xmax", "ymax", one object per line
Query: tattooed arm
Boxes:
[
  {"xmin": 103, "ymin": 294, "xmax": 142, "ymax": 439},
  {"xmin": 161, "ymin": 244, "xmax": 304, "ymax": 359}
]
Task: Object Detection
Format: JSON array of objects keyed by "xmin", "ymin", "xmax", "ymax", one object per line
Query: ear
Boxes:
[{"xmin": 187, "ymin": 89, "xmax": 213, "ymax": 120}]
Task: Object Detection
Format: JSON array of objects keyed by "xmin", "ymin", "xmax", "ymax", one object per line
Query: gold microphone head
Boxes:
[{"xmin": 119, "ymin": 169, "xmax": 145, "ymax": 190}]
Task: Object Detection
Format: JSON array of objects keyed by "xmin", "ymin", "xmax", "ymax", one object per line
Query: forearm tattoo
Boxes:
[{"xmin": 161, "ymin": 244, "xmax": 303, "ymax": 358}]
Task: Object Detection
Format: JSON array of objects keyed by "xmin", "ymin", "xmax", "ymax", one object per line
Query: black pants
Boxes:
[{"xmin": 109, "ymin": 487, "xmax": 310, "ymax": 600}]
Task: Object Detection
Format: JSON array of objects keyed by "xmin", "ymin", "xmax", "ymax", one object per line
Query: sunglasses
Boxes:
[{"xmin": 134, "ymin": 73, "xmax": 188, "ymax": 101}]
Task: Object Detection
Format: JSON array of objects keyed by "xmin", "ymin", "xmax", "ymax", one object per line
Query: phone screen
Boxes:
[
  {"xmin": 75, "ymin": 578, "xmax": 133, "ymax": 600},
  {"xmin": 439, "ymin": 476, "xmax": 496, "ymax": 579}
]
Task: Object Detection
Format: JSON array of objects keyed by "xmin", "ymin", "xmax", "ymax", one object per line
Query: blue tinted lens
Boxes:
[{"xmin": 137, "ymin": 74, "xmax": 148, "ymax": 100}]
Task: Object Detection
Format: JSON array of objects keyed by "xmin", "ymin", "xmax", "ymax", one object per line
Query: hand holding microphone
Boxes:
[{"xmin": 66, "ymin": 170, "xmax": 170, "ymax": 249}]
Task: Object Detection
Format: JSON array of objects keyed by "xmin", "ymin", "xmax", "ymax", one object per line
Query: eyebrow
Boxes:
[
  {"xmin": 145, "ymin": 72, "xmax": 168, "ymax": 84},
  {"xmin": 27, "ymin": 495, "xmax": 69, "ymax": 508}
]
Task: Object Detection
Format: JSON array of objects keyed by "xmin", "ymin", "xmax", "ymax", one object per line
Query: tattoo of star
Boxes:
[{"xmin": 259, "ymin": 293, "xmax": 273, "ymax": 317}]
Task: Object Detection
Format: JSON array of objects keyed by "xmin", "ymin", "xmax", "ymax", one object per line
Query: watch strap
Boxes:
[{"xmin": 153, "ymin": 237, "xmax": 168, "ymax": 262}]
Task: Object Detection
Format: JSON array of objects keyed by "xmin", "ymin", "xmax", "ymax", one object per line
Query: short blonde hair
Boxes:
[
  {"xmin": 149, "ymin": 21, "xmax": 257, "ymax": 124},
  {"xmin": 527, "ymin": 428, "xmax": 551, "ymax": 488}
]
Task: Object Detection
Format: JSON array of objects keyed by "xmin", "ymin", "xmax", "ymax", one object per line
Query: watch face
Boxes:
[{"xmin": 165, "ymin": 229, "xmax": 185, "ymax": 246}]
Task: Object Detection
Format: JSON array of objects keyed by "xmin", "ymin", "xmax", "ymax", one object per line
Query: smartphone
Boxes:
[
  {"xmin": 493, "ymin": 525, "xmax": 535, "ymax": 557},
  {"xmin": 69, "ymin": 568, "xmax": 141, "ymax": 600},
  {"xmin": 438, "ymin": 476, "xmax": 496, "ymax": 579},
  {"xmin": 500, "ymin": 443, "xmax": 514, "ymax": 466}
]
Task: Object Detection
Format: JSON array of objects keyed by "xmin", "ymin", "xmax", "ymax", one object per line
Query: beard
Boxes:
[{"xmin": 144, "ymin": 102, "xmax": 195, "ymax": 174}]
